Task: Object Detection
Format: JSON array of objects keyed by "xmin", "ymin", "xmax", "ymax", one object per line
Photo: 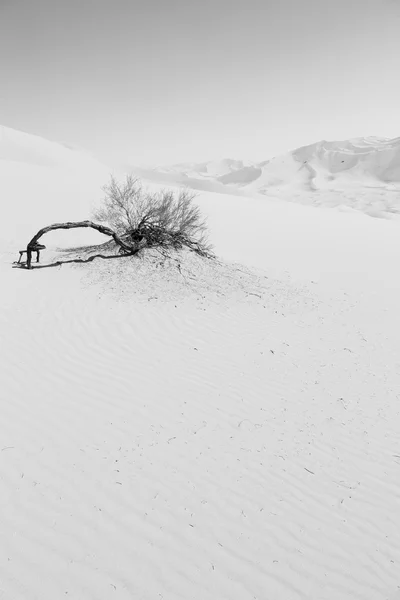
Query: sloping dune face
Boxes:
[
  {"xmin": 1, "ymin": 127, "xmax": 400, "ymax": 600},
  {"xmin": 0, "ymin": 126, "xmax": 110, "ymax": 247},
  {"xmin": 0, "ymin": 125, "xmax": 106, "ymax": 170}
]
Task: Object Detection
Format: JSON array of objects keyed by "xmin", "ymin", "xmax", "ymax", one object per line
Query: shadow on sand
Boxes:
[{"xmin": 13, "ymin": 252, "xmax": 127, "ymax": 270}]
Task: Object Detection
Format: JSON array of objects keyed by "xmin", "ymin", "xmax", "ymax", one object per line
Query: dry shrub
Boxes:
[{"xmin": 93, "ymin": 175, "xmax": 213, "ymax": 257}]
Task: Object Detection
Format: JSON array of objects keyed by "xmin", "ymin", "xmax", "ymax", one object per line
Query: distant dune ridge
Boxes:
[
  {"xmin": 151, "ymin": 136, "xmax": 400, "ymax": 186},
  {"xmin": 2, "ymin": 123, "xmax": 399, "ymax": 186},
  {"xmin": 2, "ymin": 123, "xmax": 400, "ymax": 218},
  {"xmin": 132, "ymin": 136, "xmax": 400, "ymax": 219}
]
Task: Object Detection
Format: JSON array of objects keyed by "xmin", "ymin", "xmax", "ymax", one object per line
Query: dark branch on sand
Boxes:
[{"xmin": 23, "ymin": 220, "xmax": 137, "ymax": 268}]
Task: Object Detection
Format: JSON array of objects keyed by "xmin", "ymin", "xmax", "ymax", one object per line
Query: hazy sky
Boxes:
[{"xmin": 1, "ymin": 0, "xmax": 400, "ymax": 166}]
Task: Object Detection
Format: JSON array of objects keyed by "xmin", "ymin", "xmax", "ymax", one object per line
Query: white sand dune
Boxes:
[
  {"xmin": 139, "ymin": 136, "xmax": 400, "ymax": 220},
  {"xmin": 0, "ymin": 125, "xmax": 106, "ymax": 171},
  {"xmin": 1, "ymin": 127, "xmax": 400, "ymax": 599},
  {"xmin": 0, "ymin": 126, "xmax": 111, "ymax": 248}
]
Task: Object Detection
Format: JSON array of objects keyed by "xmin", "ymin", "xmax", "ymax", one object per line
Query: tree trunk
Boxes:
[{"xmin": 25, "ymin": 220, "xmax": 134, "ymax": 269}]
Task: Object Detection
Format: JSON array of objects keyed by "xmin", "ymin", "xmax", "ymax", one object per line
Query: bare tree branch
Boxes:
[{"xmin": 24, "ymin": 220, "xmax": 136, "ymax": 268}]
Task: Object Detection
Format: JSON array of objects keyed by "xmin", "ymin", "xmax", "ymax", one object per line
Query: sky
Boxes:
[{"xmin": 1, "ymin": 0, "xmax": 400, "ymax": 166}]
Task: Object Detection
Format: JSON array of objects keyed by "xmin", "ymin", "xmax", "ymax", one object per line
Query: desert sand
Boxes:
[{"xmin": 1, "ymin": 127, "xmax": 400, "ymax": 599}]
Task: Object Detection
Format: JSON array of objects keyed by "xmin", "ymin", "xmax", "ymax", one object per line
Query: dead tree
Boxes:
[{"xmin": 22, "ymin": 220, "xmax": 137, "ymax": 269}]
